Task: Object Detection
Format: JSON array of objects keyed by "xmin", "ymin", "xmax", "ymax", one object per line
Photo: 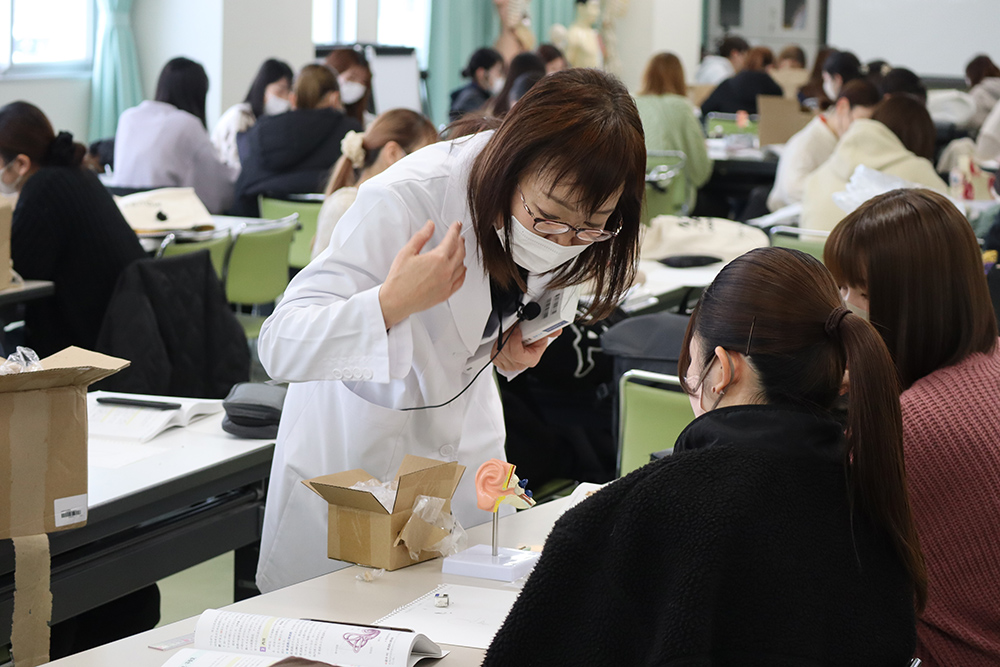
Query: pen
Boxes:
[
  {"xmin": 96, "ymin": 397, "xmax": 182, "ymax": 410},
  {"xmin": 304, "ymin": 619, "xmax": 413, "ymax": 634}
]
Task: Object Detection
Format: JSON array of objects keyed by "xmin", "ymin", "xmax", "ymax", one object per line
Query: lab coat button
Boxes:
[
  {"xmin": 362, "ymin": 369, "xmax": 373, "ymax": 380},
  {"xmin": 439, "ymin": 444, "xmax": 455, "ymax": 458},
  {"xmin": 352, "ymin": 367, "xmax": 363, "ymax": 378},
  {"xmin": 332, "ymin": 369, "xmax": 343, "ymax": 380}
]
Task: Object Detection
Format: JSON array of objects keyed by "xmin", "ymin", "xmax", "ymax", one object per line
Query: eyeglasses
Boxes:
[{"xmin": 518, "ymin": 187, "xmax": 619, "ymax": 243}]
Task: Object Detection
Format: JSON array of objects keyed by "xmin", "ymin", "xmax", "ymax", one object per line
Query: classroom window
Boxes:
[
  {"xmin": 377, "ymin": 0, "xmax": 430, "ymax": 66},
  {"xmin": 0, "ymin": 0, "xmax": 95, "ymax": 74},
  {"xmin": 313, "ymin": 0, "xmax": 357, "ymax": 45}
]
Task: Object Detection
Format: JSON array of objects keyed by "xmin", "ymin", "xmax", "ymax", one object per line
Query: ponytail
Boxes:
[
  {"xmin": 836, "ymin": 309, "xmax": 928, "ymax": 612},
  {"xmin": 324, "ymin": 154, "xmax": 357, "ymax": 196},
  {"xmin": 44, "ymin": 131, "xmax": 85, "ymax": 168}
]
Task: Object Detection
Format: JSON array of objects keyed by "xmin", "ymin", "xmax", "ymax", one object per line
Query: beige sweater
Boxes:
[{"xmin": 802, "ymin": 119, "xmax": 947, "ymax": 231}]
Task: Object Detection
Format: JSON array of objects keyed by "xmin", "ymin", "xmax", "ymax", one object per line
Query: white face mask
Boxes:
[
  {"xmin": 338, "ymin": 78, "xmax": 366, "ymax": 106},
  {"xmin": 264, "ymin": 95, "xmax": 291, "ymax": 116},
  {"xmin": 823, "ymin": 78, "xmax": 838, "ymax": 101},
  {"xmin": 496, "ymin": 217, "xmax": 591, "ymax": 274},
  {"xmin": 491, "ymin": 77, "xmax": 506, "ymax": 95},
  {"xmin": 0, "ymin": 162, "xmax": 22, "ymax": 195}
]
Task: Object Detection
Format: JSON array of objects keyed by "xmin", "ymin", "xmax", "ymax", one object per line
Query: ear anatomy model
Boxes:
[{"xmin": 475, "ymin": 459, "xmax": 536, "ymax": 512}]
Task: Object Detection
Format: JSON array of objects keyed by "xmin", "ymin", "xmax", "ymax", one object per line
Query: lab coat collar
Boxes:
[{"xmin": 448, "ymin": 224, "xmax": 492, "ymax": 355}]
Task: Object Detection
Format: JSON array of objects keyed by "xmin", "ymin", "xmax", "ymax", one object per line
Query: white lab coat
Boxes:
[{"xmin": 256, "ymin": 131, "xmax": 547, "ymax": 592}]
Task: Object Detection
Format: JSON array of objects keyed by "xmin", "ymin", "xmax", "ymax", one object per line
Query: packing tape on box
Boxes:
[
  {"xmin": 6, "ymin": 391, "xmax": 50, "ymax": 537},
  {"xmin": 12, "ymin": 534, "xmax": 51, "ymax": 667}
]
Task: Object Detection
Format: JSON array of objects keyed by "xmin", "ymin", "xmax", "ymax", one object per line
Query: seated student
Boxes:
[
  {"xmin": 881, "ymin": 67, "xmax": 928, "ymax": 104},
  {"xmin": 212, "ymin": 58, "xmax": 294, "ymax": 171},
  {"xmin": 695, "ymin": 35, "xmax": 749, "ymax": 86},
  {"xmin": 0, "ymin": 101, "xmax": 146, "ymax": 357},
  {"xmin": 975, "ymin": 96, "xmax": 1000, "ymax": 161},
  {"xmin": 110, "ymin": 57, "xmax": 238, "ymax": 214},
  {"xmin": 802, "ymin": 95, "xmax": 946, "ymax": 230},
  {"xmin": 312, "ymin": 109, "xmax": 438, "ymax": 259},
  {"xmin": 449, "ymin": 48, "xmax": 504, "ymax": 121},
  {"xmin": 701, "ymin": 46, "xmax": 783, "ymax": 116},
  {"xmin": 777, "ymin": 44, "xmax": 806, "ymax": 70},
  {"xmin": 326, "ymin": 48, "xmax": 374, "ymax": 128},
  {"xmin": 966, "ymin": 55, "xmax": 1000, "ymax": 131},
  {"xmin": 798, "ymin": 46, "xmax": 836, "ymax": 109},
  {"xmin": 865, "ymin": 59, "xmax": 893, "ymax": 92},
  {"xmin": 506, "ymin": 71, "xmax": 544, "ymax": 111},
  {"xmin": 232, "ymin": 64, "xmax": 363, "ymax": 217},
  {"xmin": 826, "ymin": 188, "xmax": 1000, "ymax": 667},
  {"xmin": 767, "ymin": 79, "xmax": 880, "ymax": 211},
  {"xmin": 537, "ymin": 43, "xmax": 567, "ymax": 73},
  {"xmin": 821, "ymin": 50, "xmax": 864, "ymax": 102},
  {"xmin": 485, "ymin": 246, "xmax": 925, "ymax": 666},
  {"xmin": 487, "ymin": 51, "xmax": 546, "ymax": 118},
  {"xmin": 634, "ymin": 52, "xmax": 713, "ymax": 199}
]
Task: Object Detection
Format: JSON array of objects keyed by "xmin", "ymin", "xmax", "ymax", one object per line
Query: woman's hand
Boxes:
[
  {"xmin": 379, "ymin": 220, "xmax": 467, "ymax": 329},
  {"xmin": 492, "ymin": 325, "xmax": 562, "ymax": 373}
]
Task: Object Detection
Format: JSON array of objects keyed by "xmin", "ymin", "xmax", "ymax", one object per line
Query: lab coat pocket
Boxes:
[{"xmin": 335, "ymin": 383, "xmax": 415, "ymax": 479}]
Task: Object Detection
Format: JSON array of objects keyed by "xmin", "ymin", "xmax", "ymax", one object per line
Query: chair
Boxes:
[
  {"xmin": 617, "ymin": 369, "xmax": 694, "ymax": 477},
  {"xmin": 223, "ymin": 215, "xmax": 298, "ymax": 338},
  {"xmin": 644, "ymin": 150, "xmax": 690, "ymax": 221},
  {"xmin": 768, "ymin": 225, "xmax": 830, "ymax": 263},
  {"xmin": 258, "ymin": 196, "xmax": 323, "ymax": 270},
  {"xmin": 155, "ymin": 231, "xmax": 232, "ymax": 279}
]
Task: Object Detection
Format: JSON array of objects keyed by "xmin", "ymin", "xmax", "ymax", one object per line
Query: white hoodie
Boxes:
[
  {"xmin": 969, "ymin": 77, "xmax": 1000, "ymax": 131},
  {"xmin": 802, "ymin": 119, "xmax": 947, "ymax": 231}
]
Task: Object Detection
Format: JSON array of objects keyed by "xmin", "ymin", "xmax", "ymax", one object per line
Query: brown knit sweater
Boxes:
[{"xmin": 902, "ymin": 343, "xmax": 1000, "ymax": 667}]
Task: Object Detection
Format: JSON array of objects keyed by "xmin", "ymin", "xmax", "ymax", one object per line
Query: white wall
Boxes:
[
  {"xmin": 617, "ymin": 0, "xmax": 703, "ymax": 92},
  {"xmin": 0, "ymin": 77, "xmax": 91, "ymax": 140}
]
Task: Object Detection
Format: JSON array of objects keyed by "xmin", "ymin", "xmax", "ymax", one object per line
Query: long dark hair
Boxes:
[
  {"xmin": 678, "ymin": 247, "xmax": 927, "ymax": 612},
  {"xmin": 244, "ymin": 58, "xmax": 294, "ymax": 119},
  {"xmin": 467, "ymin": 68, "xmax": 645, "ymax": 322},
  {"xmin": 490, "ymin": 52, "xmax": 545, "ymax": 118},
  {"xmin": 0, "ymin": 101, "xmax": 85, "ymax": 168},
  {"xmin": 155, "ymin": 57, "xmax": 210, "ymax": 127}
]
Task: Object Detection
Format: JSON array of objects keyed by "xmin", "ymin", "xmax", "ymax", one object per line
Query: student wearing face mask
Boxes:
[
  {"xmin": 212, "ymin": 59, "xmax": 294, "ymax": 171},
  {"xmin": 485, "ymin": 246, "xmax": 925, "ymax": 665},
  {"xmin": 231, "ymin": 64, "xmax": 363, "ymax": 217},
  {"xmin": 0, "ymin": 101, "xmax": 146, "ymax": 357},
  {"xmin": 254, "ymin": 69, "xmax": 645, "ymax": 593},
  {"xmin": 326, "ymin": 48, "xmax": 373, "ymax": 127},
  {"xmin": 767, "ymin": 79, "xmax": 880, "ymax": 212},
  {"xmin": 821, "ymin": 50, "xmax": 863, "ymax": 103},
  {"xmin": 449, "ymin": 48, "xmax": 505, "ymax": 121}
]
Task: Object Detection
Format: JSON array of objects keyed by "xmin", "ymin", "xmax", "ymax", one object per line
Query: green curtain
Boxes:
[
  {"xmin": 427, "ymin": 0, "xmax": 498, "ymax": 128},
  {"xmin": 528, "ymin": 0, "xmax": 575, "ymax": 47},
  {"xmin": 88, "ymin": 0, "xmax": 143, "ymax": 141}
]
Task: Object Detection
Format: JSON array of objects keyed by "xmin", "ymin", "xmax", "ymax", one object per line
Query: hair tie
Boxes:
[
  {"xmin": 45, "ymin": 131, "xmax": 76, "ymax": 166},
  {"xmin": 825, "ymin": 306, "xmax": 851, "ymax": 337},
  {"xmin": 340, "ymin": 130, "xmax": 366, "ymax": 169}
]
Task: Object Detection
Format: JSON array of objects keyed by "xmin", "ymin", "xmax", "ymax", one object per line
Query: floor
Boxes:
[{"xmin": 156, "ymin": 552, "xmax": 235, "ymax": 627}]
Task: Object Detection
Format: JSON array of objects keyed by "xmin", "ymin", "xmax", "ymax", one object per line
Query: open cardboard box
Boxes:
[
  {"xmin": 0, "ymin": 346, "xmax": 128, "ymax": 540},
  {"xmin": 304, "ymin": 455, "xmax": 465, "ymax": 571}
]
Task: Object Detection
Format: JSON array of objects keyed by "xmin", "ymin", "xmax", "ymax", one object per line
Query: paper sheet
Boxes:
[
  {"xmin": 11, "ymin": 534, "xmax": 51, "ymax": 667},
  {"xmin": 375, "ymin": 584, "xmax": 519, "ymax": 650}
]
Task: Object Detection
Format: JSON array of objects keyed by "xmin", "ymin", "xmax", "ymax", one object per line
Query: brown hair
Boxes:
[
  {"xmin": 799, "ymin": 46, "xmax": 836, "ymax": 108},
  {"xmin": 679, "ymin": 247, "xmax": 927, "ymax": 612},
  {"xmin": 777, "ymin": 45, "xmax": 806, "ymax": 68},
  {"xmin": 744, "ymin": 46, "xmax": 774, "ymax": 72},
  {"xmin": 467, "ymin": 68, "xmax": 645, "ymax": 321},
  {"xmin": 325, "ymin": 48, "xmax": 372, "ymax": 126},
  {"xmin": 639, "ymin": 52, "xmax": 686, "ymax": 97},
  {"xmin": 838, "ymin": 78, "xmax": 880, "ymax": 109},
  {"xmin": 0, "ymin": 101, "xmax": 84, "ymax": 168},
  {"xmin": 965, "ymin": 54, "xmax": 1000, "ymax": 88},
  {"xmin": 825, "ymin": 189, "xmax": 998, "ymax": 390},
  {"xmin": 294, "ymin": 64, "xmax": 340, "ymax": 111},
  {"xmin": 870, "ymin": 95, "xmax": 936, "ymax": 161},
  {"xmin": 324, "ymin": 109, "xmax": 438, "ymax": 195}
]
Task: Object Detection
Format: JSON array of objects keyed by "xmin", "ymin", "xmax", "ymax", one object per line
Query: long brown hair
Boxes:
[
  {"xmin": 294, "ymin": 64, "xmax": 339, "ymax": 111},
  {"xmin": 966, "ymin": 54, "xmax": 1000, "ymax": 88},
  {"xmin": 678, "ymin": 247, "xmax": 927, "ymax": 612},
  {"xmin": 744, "ymin": 46, "xmax": 774, "ymax": 72},
  {"xmin": 639, "ymin": 52, "xmax": 686, "ymax": 97},
  {"xmin": 825, "ymin": 188, "xmax": 998, "ymax": 390},
  {"xmin": 326, "ymin": 48, "xmax": 372, "ymax": 126},
  {"xmin": 467, "ymin": 68, "xmax": 645, "ymax": 321},
  {"xmin": 0, "ymin": 101, "xmax": 85, "ymax": 168},
  {"xmin": 800, "ymin": 46, "xmax": 835, "ymax": 107},
  {"xmin": 324, "ymin": 109, "xmax": 437, "ymax": 195},
  {"xmin": 870, "ymin": 95, "xmax": 936, "ymax": 163}
]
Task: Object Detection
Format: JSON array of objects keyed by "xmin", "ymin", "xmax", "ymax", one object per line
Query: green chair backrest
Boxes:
[
  {"xmin": 618, "ymin": 370, "xmax": 694, "ymax": 477},
  {"xmin": 224, "ymin": 216, "xmax": 298, "ymax": 305},
  {"xmin": 259, "ymin": 196, "xmax": 323, "ymax": 270},
  {"xmin": 158, "ymin": 233, "xmax": 231, "ymax": 279},
  {"xmin": 704, "ymin": 112, "xmax": 760, "ymax": 138},
  {"xmin": 644, "ymin": 150, "xmax": 690, "ymax": 222},
  {"xmin": 768, "ymin": 226, "xmax": 830, "ymax": 263}
]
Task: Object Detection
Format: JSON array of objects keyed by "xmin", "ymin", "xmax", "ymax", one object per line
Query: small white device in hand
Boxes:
[{"xmin": 519, "ymin": 285, "xmax": 581, "ymax": 345}]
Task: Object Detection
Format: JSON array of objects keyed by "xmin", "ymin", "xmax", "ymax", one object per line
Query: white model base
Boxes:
[{"xmin": 442, "ymin": 544, "xmax": 541, "ymax": 582}]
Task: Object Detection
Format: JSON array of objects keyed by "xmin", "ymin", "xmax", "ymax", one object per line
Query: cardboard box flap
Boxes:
[
  {"xmin": 393, "ymin": 459, "xmax": 464, "ymax": 513},
  {"xmin": 303, "ymin": 469, "xmax": 390, "ymax": 514},
  {"xmin": 0, "ymin": 348, "xmax": 128, "ymax": 394}
]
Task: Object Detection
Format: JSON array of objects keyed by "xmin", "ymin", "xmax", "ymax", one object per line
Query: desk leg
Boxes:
[{"xmin": 233, "ymin": 542, "xmax": 261, "ymax": 602}]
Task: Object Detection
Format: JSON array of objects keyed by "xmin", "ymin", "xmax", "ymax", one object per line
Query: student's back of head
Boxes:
[
  {"xmin": 639, "ymin": 52, "xmax": 686, "ymax": 96},
  {"xmin": 491, "ymin": 52, "xmax": 546, "ymax": 117},
  {"xmin": 777, "ymin": 45, "xmax": 806, "ymax": 69},
  {"xmin": 718, "ymin": 35, "xmax": 749, "ymax": 59},
  {"xmin": 881, "ymin": 67, "xmax": 927, "ymax": 104},
  {"xmin": 0, "ymin": 101, "xmax": 85, "ymax": 174},
  {"xmin": 871, "ymin": 95, "xmax": 936, "ymax": 161},
  {"xmin": 744, "ymin": 46, "xmax": 774, "ymax": 72},
  {"xmin": 293, "ymin": 64, "xmax": 340, "ymax": 111},
  {"xmin": 966, "ymin": 54, "xmax": 1000, "ymax": 87},
  {"xmin": 826, "ymin": 188, "xmax": 998, "ymax": 389},
  {"xmin": 155, "ymin": 57, "xmax": 210, "ymax": 127}
]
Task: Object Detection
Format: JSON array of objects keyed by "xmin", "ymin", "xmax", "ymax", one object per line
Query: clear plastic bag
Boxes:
[
  {"xmin": 0, "ymin": 346, "xmax": 41, "ymax": 375},
  {"xmin": 348, "ymin": 478, "xmax": 398, "ymax": 513},
  {"xmin": 397, "ymin": 495, "xmax": 467, "ymax": 561}
]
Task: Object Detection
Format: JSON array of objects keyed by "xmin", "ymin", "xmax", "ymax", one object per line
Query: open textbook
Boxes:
[
  {"xmin": 161, "ymin": 609, "xmax": 445, "ymax": 667},
  {"xmin": 88, "ymin": 391, "xmax": 222, "ymax": 443}
]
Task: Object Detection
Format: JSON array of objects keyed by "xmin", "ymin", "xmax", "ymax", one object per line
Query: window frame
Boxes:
[{"xmin": 0, "ymin": 0, "xmax": 96, "ymax": 80}]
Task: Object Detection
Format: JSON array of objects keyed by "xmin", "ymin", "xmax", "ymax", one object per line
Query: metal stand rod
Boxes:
[{"xmin": 492, "ymin": 512, "xmax": 499, "ymax": 558}]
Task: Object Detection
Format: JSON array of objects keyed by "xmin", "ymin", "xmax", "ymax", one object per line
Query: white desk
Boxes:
[
  {"xmin": 620, "ymin": 259, "xmax": 722, "ymax": 314},
  {"xmin": 0, "ymin": 413, "xmax": 275, "ymax": 644},
  {"xmin": 42, "ymin": 496, "xmax": 576, "ymax": 667}
]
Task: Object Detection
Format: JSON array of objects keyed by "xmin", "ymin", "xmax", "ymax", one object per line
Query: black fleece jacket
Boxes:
[{"xmin": 485, "ymin": 405, "xmax": 918, "ymax": 667}]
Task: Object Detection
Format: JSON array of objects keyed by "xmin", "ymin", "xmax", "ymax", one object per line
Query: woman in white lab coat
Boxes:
[{"xmin": 255, "ymin": 68, "xmax": 646, "ymax": 592}]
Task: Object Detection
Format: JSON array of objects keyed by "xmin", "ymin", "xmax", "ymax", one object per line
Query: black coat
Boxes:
[
  {"xmin": 485, "ymin": 405, "xmax": 918, "ymax": 667},
  {"xmin": 231, "ymin": 108, "xmax": 362, "ymax": 216},
  {"xmin": 701, "ymin": 70, "xmax": 784, "ymax": 116},
  {"xmin": 449, "ymin": 82, "xmax": 491, "ymax": 120},
  {"xmin": 95, "ymin": 251, "xmax": 249, "ymax": 398}
]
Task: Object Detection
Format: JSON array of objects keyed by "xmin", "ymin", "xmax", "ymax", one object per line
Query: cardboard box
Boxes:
[
  {"xmin": 0, "ymin": 347, "xmax": 128, "ymax": 540},
  {"xmin": 757, "ymin": 95, "xmax": 815, "ymax": 147},
  {"xmin": 304, "ymin": 455, "xmax": 465, "ymax": 571},
  {"xmin": 0, "ymin": 197, "xmax": 11, "ymax": 289}
]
